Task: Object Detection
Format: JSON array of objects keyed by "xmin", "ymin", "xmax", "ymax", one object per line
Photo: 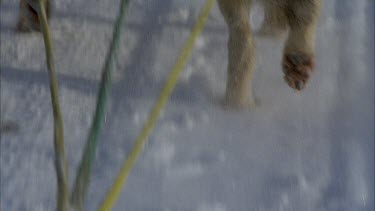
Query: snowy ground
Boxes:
[{"xmin": 1, "ymin": 0, "xmax": 374, "ymax": 210}]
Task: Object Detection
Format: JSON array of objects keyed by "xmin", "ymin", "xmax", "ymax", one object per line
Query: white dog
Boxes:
[{"xmin": 218, "ymin": 0, "xmax": 321, "ymax": 108}]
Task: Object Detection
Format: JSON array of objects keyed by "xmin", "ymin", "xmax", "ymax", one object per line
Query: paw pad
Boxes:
[{"xmin": 282, "ymin": 53, "xmax": 315, "ymax": 91}]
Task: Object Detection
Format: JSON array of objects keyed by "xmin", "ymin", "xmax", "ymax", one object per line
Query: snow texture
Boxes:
[{"xmin": 1, "ymin": 0, "xmax": 374, "ymax": 210}]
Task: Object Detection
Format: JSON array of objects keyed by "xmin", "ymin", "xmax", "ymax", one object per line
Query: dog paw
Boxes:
[{"xmin": 282, "ymin": 53, "xmax": 315, "ymax": 91}]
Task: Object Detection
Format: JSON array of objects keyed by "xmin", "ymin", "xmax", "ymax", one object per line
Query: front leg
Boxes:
[
  {"xmin": 283, "ymin": 0, "xmax": 321, "ymax": 91},
  {"xmin": 218, "ymin": 0, "xmax": 256, "ymax": 109}
]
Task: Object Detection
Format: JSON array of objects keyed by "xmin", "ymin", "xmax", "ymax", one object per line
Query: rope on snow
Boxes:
[
  {"xmin": 36, "ymin": 0, "xmax": 70, "ymax": 210},
  {"xmin": 99, "ymin": 0, "xmax": 215, "ymax": 210}
]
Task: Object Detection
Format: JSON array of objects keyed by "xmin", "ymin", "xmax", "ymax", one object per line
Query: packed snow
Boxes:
[{"xmin": 1, "ymin": 0, "xmax": 373, "ymax": 210}]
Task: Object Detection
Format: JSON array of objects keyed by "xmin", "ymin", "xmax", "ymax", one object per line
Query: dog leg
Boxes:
[
  {"xmin": 282, "ymin": 0, "xmax": 321, "ymax": 91},
  {"xmin": 257, "ymin": 1, "xmax": 288, "ymax": 38},
  {"xmin": 218, "ymin": 0, "xmax": 256, "ymax": 109}
]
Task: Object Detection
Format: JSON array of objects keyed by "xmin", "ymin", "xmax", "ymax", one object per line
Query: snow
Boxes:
[{"xmin": 1, "ymin": 0, "xmax": 374, "ymax": 210}]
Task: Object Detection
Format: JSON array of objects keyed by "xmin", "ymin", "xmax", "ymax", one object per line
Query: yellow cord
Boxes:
[
  {"xmin": 37, "ymin": 0, "xmax": 70, "ymax": 210},
  {"xmin": 99, "ymin": 0, "xmax": 215, "ymax": 210}
]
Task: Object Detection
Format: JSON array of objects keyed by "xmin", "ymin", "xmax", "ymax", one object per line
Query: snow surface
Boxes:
[{"xmin": 0, "ymin": 0, "xmax": 374, "ymax": 210}]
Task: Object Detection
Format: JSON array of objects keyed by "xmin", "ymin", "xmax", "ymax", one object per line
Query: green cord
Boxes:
[{"xmin": 70, "ymin": 0, "xmax": 130, "ymax": 210}]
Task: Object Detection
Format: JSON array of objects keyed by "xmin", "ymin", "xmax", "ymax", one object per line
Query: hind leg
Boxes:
[
  {"xmin": 16, "ymin": 0, "xmax": 51, "ymax": 32},
  {"xmin": 282, "ymin": 0, "xmax": 321, "ymax": 90},
  {"xmin": 257, "ymin": 1, "xmax": 288, "ymax": 37},
  {"xmin": 218, "ymin": 0, "xmax": 256, "ymax": 109}
]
